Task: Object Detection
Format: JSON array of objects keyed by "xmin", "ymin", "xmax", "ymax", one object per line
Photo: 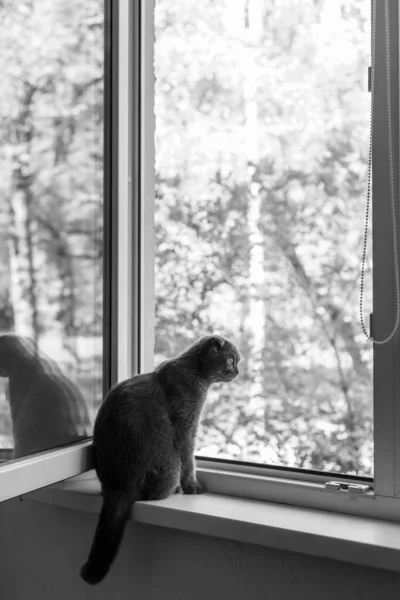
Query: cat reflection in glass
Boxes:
[{"xmin": 0, "ymin": 334, "xmax": 92, "ymax": 458}]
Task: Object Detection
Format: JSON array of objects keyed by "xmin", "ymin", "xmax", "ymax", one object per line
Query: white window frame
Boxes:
[
  {"xmin": 139, "ymin": 0, "xmax": 400, "ymax": 522},
  {"xmin": 373, "ymin": 0, "xmax": 400, "ymax": 503},
  {"xmin": 2, "ymin": 0, "xmax": 400, "ymax": 525}
]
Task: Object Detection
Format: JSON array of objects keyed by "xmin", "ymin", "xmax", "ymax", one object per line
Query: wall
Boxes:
[{"xmin": 0, "ymin": 497, "xmax": 399, "ymax": 600}]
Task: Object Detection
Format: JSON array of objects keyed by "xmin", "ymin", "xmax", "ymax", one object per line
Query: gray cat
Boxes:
[{"xmin": 80, "ymin": 335, "xmax": 240, "ymax": 585}]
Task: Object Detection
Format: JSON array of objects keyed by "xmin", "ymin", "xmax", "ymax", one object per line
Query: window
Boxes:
[
  {"xmin": 154, "ymin": 0, "xmax": 373, "ymax": 476},
  {"xmin": 2, "ymin": 0, "xmax": 400, "ymax": 522},
  {"xmin": 151, "ymin": 0, "xmax": 400, "ymax": 516},
  {"xmin": 0, "ymin": 0, "xmax": 107, "ymax": 498}
]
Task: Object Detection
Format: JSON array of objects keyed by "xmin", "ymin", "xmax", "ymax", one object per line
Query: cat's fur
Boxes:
[
  {"xmin": 0, "ymin": 334, "xmax": 92, "ymax": 457},
  {"xmin": 80, "ymin": 335, "xmax": 240, "ymax": 585}
]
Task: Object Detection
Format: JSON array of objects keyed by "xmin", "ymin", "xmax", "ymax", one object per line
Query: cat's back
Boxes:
[
  {"xmin": 93, "ymin": 371, "xmax": 168, "ymax": 446},
  {"xmin": 95, "ymin": 372, "xmax": 161, "ymax": 421},
  {"xmin": 93, "ymin": 371, "xmax": 174, "ymax": 488}
]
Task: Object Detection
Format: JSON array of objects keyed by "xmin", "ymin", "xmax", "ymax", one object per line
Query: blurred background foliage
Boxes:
[{"xmin": 154, "ymin": 0, "xmax": 373, "ymax": 475}]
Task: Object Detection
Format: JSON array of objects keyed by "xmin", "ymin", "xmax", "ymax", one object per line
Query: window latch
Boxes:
[{"xmin": 325, "ymin": 481, "xmax": 371, "ymax": 494}]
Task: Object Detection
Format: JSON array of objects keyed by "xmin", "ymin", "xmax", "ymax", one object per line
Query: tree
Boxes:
[{"xmin": 154, "ymin": 0, "xmax": 372, "ymax": 475}]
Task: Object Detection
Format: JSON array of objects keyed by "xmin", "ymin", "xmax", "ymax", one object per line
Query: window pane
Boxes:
[
  {"xmin": 154, "ymin": 0, "xmax": 372, "ymax": 476},
  {"xmin": 0, "ymin": 0, "xmax": 104, "ymax": 460}
]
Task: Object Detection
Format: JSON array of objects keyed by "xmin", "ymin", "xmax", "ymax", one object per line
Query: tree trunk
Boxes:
[
  {"xmin": 242, "ymin": 0, "xmax": 264, "ymax": 399},
  {"xmin": 6, "ymin": 83, "xmax": 39, "ymax": 344}
]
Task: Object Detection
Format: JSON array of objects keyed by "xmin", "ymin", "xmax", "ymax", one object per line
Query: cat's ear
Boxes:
[{"xmin": 208, "ymin": 336, "xmax": 226, "ymax": 352}]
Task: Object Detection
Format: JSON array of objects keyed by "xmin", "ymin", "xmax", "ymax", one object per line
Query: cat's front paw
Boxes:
[{"xmin": 181, "ymin": 479, "xmax": 205, "ymax": 495}]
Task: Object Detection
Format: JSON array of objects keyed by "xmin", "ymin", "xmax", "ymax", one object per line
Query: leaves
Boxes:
[
  {"xmin": 0, "ymin": 0, "xmax": 374, "ymax": 475},
  {"xmin": 155, "ymin": 0, "xmax": 373, "ymax": 476},
  {"xmin": 0, "ymin": 0, "xmax": 104, "ymax": 443}
]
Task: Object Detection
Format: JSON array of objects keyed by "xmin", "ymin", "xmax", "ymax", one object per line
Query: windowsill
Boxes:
[{"xmin": 21, "ymin": 470, "xmax": 400, "ymax": 573}]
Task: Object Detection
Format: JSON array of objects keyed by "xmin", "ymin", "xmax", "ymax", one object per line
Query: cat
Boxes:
[
  {"xmin": 0, "ymin": 334, "xmax": 92, "ymax": 457},
  {"xmin": 80, "ymin": 334, "xmax": 240, "ymax": 585}
]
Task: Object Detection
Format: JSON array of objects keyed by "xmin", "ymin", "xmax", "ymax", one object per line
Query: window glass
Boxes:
[
  {"xmin": 0, "ymin": 0, "xmax": 104, "ymax": 460},
  {"xmin": 154, "ymin": 0, "xmax": 372, "ymax": 475}
]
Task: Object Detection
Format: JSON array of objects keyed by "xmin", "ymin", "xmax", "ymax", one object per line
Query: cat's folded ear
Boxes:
[{"xmin": 208, "ymin": 336, "xmax": 226, "ymax": 352}]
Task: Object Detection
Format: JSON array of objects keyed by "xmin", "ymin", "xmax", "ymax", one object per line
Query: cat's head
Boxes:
[{"xmin": 196, "ymin": 335, "xmax": 241, "ymax": 383}]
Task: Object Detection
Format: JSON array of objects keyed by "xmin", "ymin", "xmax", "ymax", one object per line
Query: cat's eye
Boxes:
[{"xmin": 227, "ymin": 357, "xmax": 234, "ymax": 365}]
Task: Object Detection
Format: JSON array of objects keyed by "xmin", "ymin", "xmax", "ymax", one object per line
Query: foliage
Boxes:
[
  {"xmin": 154, "ymin": 0, "xmax": 373, "ymax": 475},
  {"xmin": 0, "ymin": 0, "xmax": 104, "ymax": 448},
  {"xmin": 0, "ymin": 0, "xmax": 374, "ymax": 476}
]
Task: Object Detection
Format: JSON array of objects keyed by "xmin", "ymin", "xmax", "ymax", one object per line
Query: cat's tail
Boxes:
[{"xmin": 80, "ymin": 489, "xmax": 133, "ymax": 585}]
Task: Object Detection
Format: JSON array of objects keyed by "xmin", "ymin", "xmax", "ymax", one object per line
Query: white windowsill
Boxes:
[{"xmin": 21, "ymin": 470, "xmax": 400, "ymax": 573}]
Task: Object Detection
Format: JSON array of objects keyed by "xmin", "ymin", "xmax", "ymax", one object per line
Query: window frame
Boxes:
[
  {"xmin": 144, "ymin": 0, "xmax": 400, "ymax": 521},
  {"xmin": 372, "ymin": 0, "xmax": 400, "ymax": 501},
  {"xmin": 0, "ymin": 0, "xmax": 123, "ymax": 502}
]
